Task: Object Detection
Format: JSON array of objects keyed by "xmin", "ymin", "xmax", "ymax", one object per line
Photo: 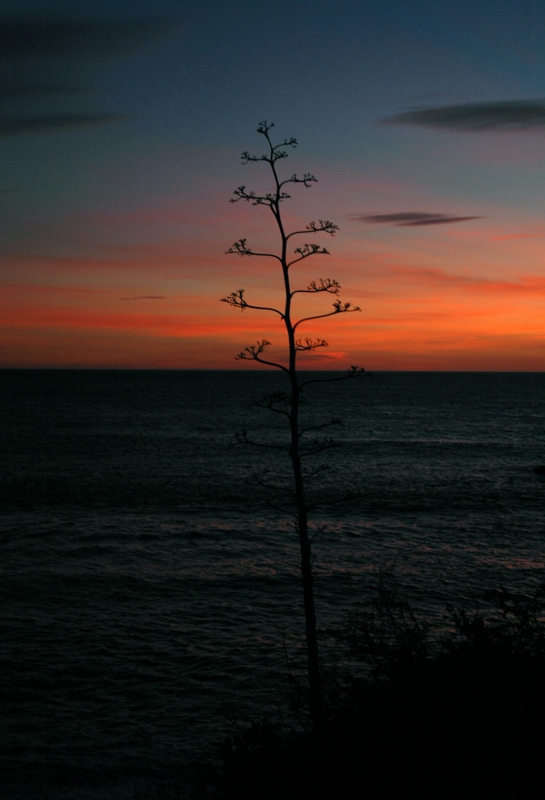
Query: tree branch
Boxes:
[
  {"xmin": 234, "ymin": 430, "xmax": 290, "ymax": 451},
  {"xmin": 294, "ymin": 300, "xmax": 361, "ymax": 331},
  {"xmin": 279, "ymin": 173, "xmax": 318, "ymax": 190},
  {"xmin": 226, "ymin": 238, "xmax": 282, "ymax": 261},
  {"xmin": 294, "ymin": 337, "xmax": 329, "ymax": 352},
  {"xmin": 265, "ymin": 498, "xmax": 299, "ymax": 518},
  {"xmin": 230, "ymin": 186, "xmax": 291, "ymax": 206},
  {"xmin": 252, "ymin": 391, "xmax": 293, "ymax": 419},
  {"xmin": 237, "ymin": 121, "xmax": 299, "ymax": 167},
  {"xmin": 299, "ymin": 365, "xmax": 366, "ymax": 389},
  {"xmin": 299, "ymin": 418, "xmax": 342, "ymax": 437},
  {"xmin": 220, "ymin": 289, "xmax": 284, "ymax": 318},
  {"xmin": 251, "ymin": 469, "xmax": 296, "ymax": 497},
  {"xmin": 287, "ymin": 243, "xmax": 331, "ymax": 268},
  {"xmin": 286, "ymin": 220, "xmax": 339, "ymax": 240},
  {"xmin": 301, "ymin": 463, "xmax": 330, "ymax": 480},
  {"xmin": 292, "ymin": 278, "xmax": 341, "ymax": 296},
  {"xmin": 236, "ymin": 340, "xmax": 289, "ymax": 373}
]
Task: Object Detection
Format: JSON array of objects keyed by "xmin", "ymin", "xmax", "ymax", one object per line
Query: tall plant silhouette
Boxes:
[{"xmin": 222, "ymin": 121, "xmax": 363, "ymax": 726}]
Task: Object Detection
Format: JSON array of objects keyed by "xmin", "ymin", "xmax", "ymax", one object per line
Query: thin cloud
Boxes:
[
  {"xmin": 0, "ymin": 83, "xmax": 80, "ymax": 98},
  {"xmin": 352, "ymin": 212, "xmax": 483, "ymax": 226},
  {"xmin": 0, "ymin": 14, "xmax": 184, "ymax": 135},
  {"xmin": 0, "ymin": 113, "xmax": 125, "ymax": 136},
  {"xmin": 491, "ymin": 233, "xmax": 545, "ymax": 241},
  {"xmin": 120, "ymin": 296, "xmax": 167, "ymax": 300},
  {"xmin": 382, "ymin": 100, "xmax": 545, "ymax": 131},
  {"xmin": 0, "ymin": 16, "xmax": 182, "ymax": 60},
  {"xmin": 375, "ymin": 264, "xmax": 545, "ymax": 296}
]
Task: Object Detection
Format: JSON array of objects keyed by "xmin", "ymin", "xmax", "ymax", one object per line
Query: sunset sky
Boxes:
[{"xmin": 2, "ymin": 0, "xmax": 545, "ymax": 370}]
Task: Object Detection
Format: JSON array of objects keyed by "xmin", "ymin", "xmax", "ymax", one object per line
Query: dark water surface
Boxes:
[{"xmin": 1, "ymin": 370, "xmax": 544, "ymax": 797}]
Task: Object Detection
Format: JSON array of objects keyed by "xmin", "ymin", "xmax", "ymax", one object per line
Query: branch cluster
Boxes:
[
  {"xmin": 225, "ymin": 238, "xmax": 281, "ymax": 263},
  {"xmin": 333, "ymin": 300, "xmax": 360, "ymax": 313},
  {"xmin": 235, "ymin": 339, "xmax": 271, "ymax": 360},
  {"xmin": 234, "ymin": 429, "xmax": 289, "ymax": 452},
  {"xmin": 221, "ymin": 288, "xmax": 248, "ymax": 309},
  {"xmin": 295, "ymin": 337, "xmax": 328, "ymax": 352},
  {"xmin": 231, "ymin": 185, "xmax": 291, "ymax": 206},
  {"xmin": 221, "ymin": 289, "xmax": 284, "ymax": 318},
  {"xmin": 290, "ymin": 243, "xmax": 330, "ymax": 266},
  {"xmin": 252, "ymin": 391, "xmax": 292, "ymax": 414},
  {"xmin": 305, "ymin": 220, "xmax": 339, "ymax": 235},
  {"xmin": 305, "ymin": 279, "xmax": 341, "ymax": 295},
  {"xmin": 234, "ymin": 339, "xmax": 288, "ymax": 372}
]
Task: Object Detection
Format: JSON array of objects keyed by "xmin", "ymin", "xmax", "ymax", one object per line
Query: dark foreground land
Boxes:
[
  {"xmin": 148, "ymin": 578, "xmax": 545, "ymax": 799},
  {"xmin": 6, "ymin": 579, "xmax": 545, "ymax": 800},
  {"xmin": 219, "ymin": 659, "xmax": 542, "ymax": 799}
]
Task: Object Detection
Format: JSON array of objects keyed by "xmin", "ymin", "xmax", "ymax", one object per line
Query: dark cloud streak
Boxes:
[
  {"xmin": 0, "ymin": 114, "xmax": 126, "ymax": 136},
  {"xmin": 0, "ymin": 83, "xmax": 80, "ymax": 98},
  {"xmin": 382, "ymin": 100, "xmax": 545, "ymax": 131},
  {"xmin": 0, "ymin": 16, "xmax": 183, "ymax": 60},
  {"xmin": 352, "ymin": 212, "xmax": 483, "ymax": 227},
  {"xmin": 0, "ymin": 14, "xmax": 184, "ymax": 136}
]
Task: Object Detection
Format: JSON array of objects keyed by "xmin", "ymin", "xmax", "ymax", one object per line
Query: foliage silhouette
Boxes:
[
  {"xmin": 222, "ymin": 121, "xmax": 363, "ymax": 727},
  {"xmin": 218, "ymin": 574, "xmax": 545, "ymax": 799},
  {"xmin": 137, "ymin": 575, "xmax": 545, "ymax": 798}
]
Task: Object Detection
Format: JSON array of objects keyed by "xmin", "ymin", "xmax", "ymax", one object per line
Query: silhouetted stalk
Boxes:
[{"xmin": 222, "ymin": 122, "xmax": 363, "ymax": 729}]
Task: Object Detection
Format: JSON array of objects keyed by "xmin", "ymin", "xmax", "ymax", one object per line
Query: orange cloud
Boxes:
[
  {"xmin": 368, "ymin": 265, "xmax": 545, "ymax": 295},
  {"xmin": 3, "ymin": 223, "xmax": 545, "ymax": 369},
  {"xmin": 490, "ymin": 233, "xmax": 545, "ymax": 241}
]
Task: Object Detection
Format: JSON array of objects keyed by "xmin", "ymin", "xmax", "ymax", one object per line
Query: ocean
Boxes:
[{"xmin": 1, "ymin": 369, "xmax": 544, "ymax": 797}]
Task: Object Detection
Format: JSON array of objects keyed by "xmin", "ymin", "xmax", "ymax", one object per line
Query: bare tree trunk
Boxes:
[
  {"xmin": 289, "ymin": 376, "xmax": 322, "ymax": 727},
  {"xmin": 294, "ymin": 471, "xmax": 322, "ymax": 727}
]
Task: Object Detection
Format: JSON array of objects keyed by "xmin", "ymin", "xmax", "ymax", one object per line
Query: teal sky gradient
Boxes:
[{"xmin": 2, "ymin": 0, "xmax": 545, "ymax": 369}]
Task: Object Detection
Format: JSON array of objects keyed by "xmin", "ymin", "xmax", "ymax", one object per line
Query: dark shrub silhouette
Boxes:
[{"xmin": 220, "ymin": 576, "xmax": 545, "ymax": 798}]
